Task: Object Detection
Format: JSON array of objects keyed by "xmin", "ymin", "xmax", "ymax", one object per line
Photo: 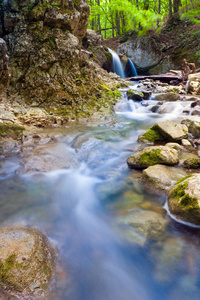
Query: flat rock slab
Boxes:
[
  {"xmin": 127, "ymin": 145, "xmax": 179, "ymax": 169},
  {"xmin": 156, "ymin": 120, "xmax": 188, "ymax": 141},
  {"xmin": 142, "ymin": 164, "xmax": 187, "ymax": 195},
  {"xmin": 0, "ymin": 228, "xmax": 54, "ymax": 297}
]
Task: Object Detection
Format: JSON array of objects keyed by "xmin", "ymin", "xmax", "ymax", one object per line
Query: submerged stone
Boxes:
[
  {"xmin": 127, "ymin": 145, "xmax": 179, "ymax": 169},
  {"xmin": 117, "ymin": 210, "xmax": 167, "ymax": 246},
  {"xmin": 0, "ymin": 228, "xmax": 54, "ymax": 297}
]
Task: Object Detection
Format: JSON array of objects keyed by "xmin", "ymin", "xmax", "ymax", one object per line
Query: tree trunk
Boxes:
[
  {"xmin": 169, "ymin": 0, "xmax": 172, "ymax": 18},
  {"xmin": 173, "ymin": 0, "xmax": 180, "ymax": 14},
  {"xmin": 97, "ymin": 0, "xmax": 101, "ymax": 35},
  {"xmin": 116, "ymin": 12, "xmax": 120, "ymax": 35}
]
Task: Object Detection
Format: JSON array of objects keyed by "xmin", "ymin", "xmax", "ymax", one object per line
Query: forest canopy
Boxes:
[{"xmin": 88, "ymin": 0, "xmax": 200, "ymax": 38}]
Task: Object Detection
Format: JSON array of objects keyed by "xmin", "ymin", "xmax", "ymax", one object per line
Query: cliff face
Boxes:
[{"xmin": 0, "ymin": 0, "xmax": 123, "ymax": 123}]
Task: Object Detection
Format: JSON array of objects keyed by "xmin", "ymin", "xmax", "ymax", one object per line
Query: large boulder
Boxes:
[
  {"xmin": 168, "ymin": 174, "xmax": 200, "ymax": 225},
  {"xmin": 0, "ymin": 228, "xmax": 54, "ymax": 297},
  {"xmin": 138, "ymin": 120, "xmax": 188, "ymax": 144},
  {"xmin": 118, "ymin": 35, "xmax": 163, "ymax": 73},
  {"xmin": 142, "ymin": 164, "xmax": 187, "ymax": 195},
  {"xmin": 155, "ymin": 121, "xmax": 188, "ymax": 141},
  {"xmin": 127, "ymin": 145, "xmax": 179, "ymax": 169}
]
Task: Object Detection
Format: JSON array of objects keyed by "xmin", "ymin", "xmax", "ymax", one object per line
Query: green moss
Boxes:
[
  {"xmin": 138, "ymin": 128, "xmax": 164, "ymax": 143},
  {"xmin": 0, "ymin": 123, "xmax": 25, "ymax": 141},
  {"xmin": 179, "ymin": 193, "xmax": 199, "ymax": 210},
  {"xmin": 0, "ymin": 254, "xmax": 17, "ymax": 282},
  {"xmin": 170, "ymin": 179, "xmax": 199, "ymax": 211},
  {"xmin": 175, "ymin": 175, "xmax": 192, "ymax": 185},
  {"xmin": 139, "ymin": 149, "xmax": 162, "ymax": 166},
  {"xmin": 183, "ymin": 158, "xmax": 200, "ymax": 169}
]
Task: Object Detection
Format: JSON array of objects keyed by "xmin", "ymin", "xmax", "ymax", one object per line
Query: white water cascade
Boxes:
[{"xmin": 108, "ymin": 48, "xmax": 126, "ymax": 78}]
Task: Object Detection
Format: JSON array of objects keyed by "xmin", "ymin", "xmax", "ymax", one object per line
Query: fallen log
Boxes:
[{"xmin": 127, "ymin": 74, "xmax": 182, "ymax": 83}]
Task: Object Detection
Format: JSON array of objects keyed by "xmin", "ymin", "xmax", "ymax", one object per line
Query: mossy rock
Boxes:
[
  {"xmin": 182, "ymin": 157, "xmax": 200, "ymax": 169},
  {"xmin": 127, "ymin": 145, "xmax": 179, "ymax": 169},
  {"xmin": 168, "ymin": 174, "xmax": 200, "ymax": 225},
  {"xmin": 0, "ymin": 123, "xmax": 25, "ymax": 141},
  {"xmin": 138, "ymin": 127, "xmax": 165, "ymax": 144},
  {"xmin": 127, "ymin": 89, "xmax": 144, "ymax": 101},
  {"xmin": 0, "ymin": 228, "xmax": 54, "ymax": 297}
]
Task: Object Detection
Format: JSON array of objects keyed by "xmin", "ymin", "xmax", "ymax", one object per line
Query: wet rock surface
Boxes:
[
  {"xmin": 0, "ymin": 228, "xmax": 54, "ymax": 298},
  {"xmin": 168, "ymin": 174, "xmax": 200, "ymax": 225},
  {"xmin": 127, "ymin": 145, "xmax": 179, "ymax": 169},
  {"xmin": 142, "ymin": 164, "xmax": 187, "ymax": 195}
]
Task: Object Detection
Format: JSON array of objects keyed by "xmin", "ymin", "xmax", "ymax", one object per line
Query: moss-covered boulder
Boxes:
[
  {"xmin": 168, "ymin": 174, "xmax": 200, "ymax": 225},
  {"xmin": 142, "ymin": 164, "xmax": 187, "ymax": 195},
  {"xmin": 0, "ymin": 228, "xmax": 54, "ymax": 297},
  {"xmin": 127, "ymin": 145, "xmax": 179, "ymax": 169}
]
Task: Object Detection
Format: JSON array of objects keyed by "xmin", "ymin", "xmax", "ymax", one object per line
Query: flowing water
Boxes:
[
  {"xmin": 128, "ymin": 58, "xmax": 137, "ymax": 76},
  {"xmin": 1, "ymin": 92, "xmax": 200, "ymax": 300},
  {"xmin": 108, "ymin": 48, "xmax": 126, "ymax": 78}
]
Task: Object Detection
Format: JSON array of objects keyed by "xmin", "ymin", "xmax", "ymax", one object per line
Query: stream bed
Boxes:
[{"xmin": 1, "ymin": 91, "xmax": 200, "ymax": 300}]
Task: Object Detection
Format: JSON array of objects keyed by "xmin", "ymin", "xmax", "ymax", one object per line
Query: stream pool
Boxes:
[{"xmin": 0, "ymin": 92, "xmax": 200, "ymax": 300}]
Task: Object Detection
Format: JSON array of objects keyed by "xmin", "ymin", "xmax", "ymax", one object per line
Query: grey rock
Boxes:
[
  {"xmin": 156, "ymin": 120, "xmax": 188, "ymax": 141},
  {"xmin": 142, "ymin": 164, "xmax": 187, "ymax": 195}
]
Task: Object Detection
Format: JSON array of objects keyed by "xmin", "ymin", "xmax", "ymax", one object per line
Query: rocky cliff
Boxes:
[{"xmin": 0, "ymin": 0, "xmax": 125, "ymax": 125}]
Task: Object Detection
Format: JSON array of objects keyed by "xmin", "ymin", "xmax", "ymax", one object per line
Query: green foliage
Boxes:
[
  {"xmin": 89, "ymin": 0, "xmax": 200, "ymax": 38},
  {"xmin": 89, "ymin": 0, "xmax": 162, "ymax": 37},
  {"xmin": 180, "ymin": 1, "xmax": 200, "ymax": 24}
]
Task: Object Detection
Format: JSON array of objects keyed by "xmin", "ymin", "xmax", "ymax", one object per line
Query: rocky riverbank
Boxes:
[{"xmin": 126, "ymin": 87, "xmax": 200, "ymax": 225}]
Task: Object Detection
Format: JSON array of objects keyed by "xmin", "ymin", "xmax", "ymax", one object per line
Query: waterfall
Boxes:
[
  {"xmin": 128, "ymin": 58, "xmax": 137, "ymax": 76},
  {"xmin": 108, "ymin": 48, "xmax": 125, "ymax": 79}
]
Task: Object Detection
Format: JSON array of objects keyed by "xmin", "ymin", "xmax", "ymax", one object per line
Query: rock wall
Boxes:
[{"xmin": 0, "ymin": 0, "xmax": 123, "ymax": 123}]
